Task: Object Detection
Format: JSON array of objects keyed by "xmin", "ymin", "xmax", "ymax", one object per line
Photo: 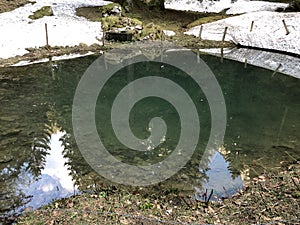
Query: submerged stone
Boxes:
[
  {"xmin": 0, "ymin": 137, "xmax": 17, "ymax": 146},
  {"xmin": 0, "ymin": 116, "xmax": 18, "ymax": 122},
  {"xmin": 1, "ymin": 128, "xmax": 22, "ymax": 136},
  {"xmin": 0, "ymin": 154, "xmax": 14, "ymax": 163}
]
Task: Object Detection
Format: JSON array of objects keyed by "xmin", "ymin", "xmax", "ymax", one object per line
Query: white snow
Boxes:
[
  {"xmin": 185, "ymin": 11, "xmax": 300, "ymax": 55},
  {"xmin": 0, "ymin": 0, "xmax": 110, "ymax": 59},
  {"xmin": 163, "ymin": 29, "xmax": 176, "ymax": 36},
  {"xmin": 165, "ymin": 0, "xmax": 288, "ymax": 14},
  {"xmin": 200, "ymin": 47, "xmax": 300, "ymax": 79},
  {"xmin": 227, "ymin": 1, "xmax": 287, "ymax": 14}
]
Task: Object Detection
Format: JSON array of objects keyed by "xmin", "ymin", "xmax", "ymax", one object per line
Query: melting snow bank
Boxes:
[
  {"xmin": 165, "ymin": 0, "xmax": 288, "ymax": 14},
  {"xmin": 0, "ymin": 0, "xmax": 110, "ymax": 59},
  {"xmin": 200, "ymin": 48, "xmax": 300, "ymax": 79},
  {"xmin": 185, "ymin": 11, "xmax": 300, "ymax": 55},
  {"xmin": 12, "ymin": 51, "xmax": 96, "ymax": 67}
]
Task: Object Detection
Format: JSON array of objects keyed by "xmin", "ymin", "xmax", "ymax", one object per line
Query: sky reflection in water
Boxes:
[{"xmin": 20, "ymin": 131, "xmax": 77, "ymax": 210}]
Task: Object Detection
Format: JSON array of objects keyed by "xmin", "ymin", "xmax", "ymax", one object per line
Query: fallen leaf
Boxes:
[{"xmin": 67, "ymin": 201, "xmax": 74, "ymax": 208}]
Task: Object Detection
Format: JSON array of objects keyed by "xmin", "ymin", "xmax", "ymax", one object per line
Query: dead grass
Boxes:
[{"xmin": 17, "ymin": 161, "xmax": 300, "ymax": 225}]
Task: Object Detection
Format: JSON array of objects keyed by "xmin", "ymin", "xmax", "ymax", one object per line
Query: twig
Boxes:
[
  {"xmin": 223, "ymin": 186, "xmax": 230, "ymax": 199},
  {"xmin": 180, "ymin": 196, "xmax": 192, "ymax": 209},
  {"xmin": 258, "ymin": 183, "xmax": 272, "ymax": 213},
  {"xmin": 205, "ymin": 189, "xmax": 213, "ymax": 207}
]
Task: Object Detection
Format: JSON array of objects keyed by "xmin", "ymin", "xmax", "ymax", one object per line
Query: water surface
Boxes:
[{"xmin": 0, "ymin": 52, "xmax": 299, "ymax": 220}]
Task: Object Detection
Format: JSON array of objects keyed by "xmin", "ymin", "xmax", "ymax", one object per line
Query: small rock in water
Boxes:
[
  {"xmin": 1, "ymin": 128, "xmax": 22, "ymax": 136},
  {"xmin": 0, "ymin": 116, "xmax": 18, "ymax": 122},
  {"xmin": 0, "ymin": 137, "xmax": 17, "ymax": 146},
  {"xmin": 0, "ymin": 154, "xmax": 14, "ymax": 163}
]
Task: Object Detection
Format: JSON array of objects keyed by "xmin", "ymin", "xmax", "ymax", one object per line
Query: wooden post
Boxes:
[
  {"xmin": 197, "ymin": 51, "xmax": 200, "ymax": 63},
  {"xmin": 199, "ymin": 25, "xmax": 203, "ymax": 40},
  {"xmin": 161, "ymin": 30, "xmax": 164, "ymax": 42},
  {"xmin": 45, "ymin": 23, "xmax": 49, "ymax": 48},
  {"xmin": 244, "ymin": 58, "xmax": 247, "ymax": 68},
  {"xmin": 103, "ymin": 52, "xmax": 108, "ymax": 70},
  {"xmin": 282, "ymin": 19, "xmax": 289, "ymax": 35},
  {"xmin": 250, "ymin": 21, "xmax": 254, "ymax": 32},
  {"xmin": 102, "ymin": 25, "xmax": 105, "ymax": 46},
  {"xmin": 272, "ymin": 64, "xmax": 282, "ymax": 77},
  {"xmin": 220, "ymin": 48, "xmax": 224, "ymax": 63},
  {"xmin": 222, "ymin": 27, "xmax": 228, "ymax": 42}
]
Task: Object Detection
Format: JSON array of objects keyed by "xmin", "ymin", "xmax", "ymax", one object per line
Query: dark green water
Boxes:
[{"xmin": 0, "ymin": 52, "xmax": 299, "ymax": 221}]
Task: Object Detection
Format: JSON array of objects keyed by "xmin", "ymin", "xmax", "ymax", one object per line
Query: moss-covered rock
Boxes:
[
  {"xmin": 28, "ymin": 6, "xmax": 53, "ymax": 20},
  {"xmin": 102, "ymin": 16, "xmax": 163, "ymax": 41},
  {"xmin": 139, "ymin": 22, "xmax": 163, "ymax": 40},
  {"xmin": 101, "ymin": 16, "xmax": 142, "ymax": 30},
  {"xmin": 102, "ymin": 3, "xmax": 123, "ymax": 17}
]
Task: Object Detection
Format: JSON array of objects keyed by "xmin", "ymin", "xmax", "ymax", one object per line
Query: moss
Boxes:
[{"xmin": 28, "ymin": 6, "xmax": 53, "ymax": 20}]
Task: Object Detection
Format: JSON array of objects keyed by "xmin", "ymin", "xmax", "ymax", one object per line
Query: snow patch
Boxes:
[
  {"xmin": 200, "ymin": 47, "xmax": 300, "ymax": 79},
  {"xmin": 0, "ymin": 0, "xmax": 110, "ymax": 59},
  {"xmin": 165, "ymin": 0, "xmax": 288, "ymax": 14},
  {"xmin": 163, "ymin": 30, "xmax": 176, "ymax": 36},
  {"xmin": 185, "ymin": 11, "xmax": 300, "ymax": 55}
]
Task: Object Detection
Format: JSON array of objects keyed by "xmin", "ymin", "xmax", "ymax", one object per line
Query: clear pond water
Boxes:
[{"xmin": 0, "ymin": 51, "xmax": 299, "ymax": 220}]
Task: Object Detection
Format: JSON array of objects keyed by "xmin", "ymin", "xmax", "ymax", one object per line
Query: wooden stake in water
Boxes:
[
  {"xmin": 45, "ymin": 23, "xmax": 49, "ymax": 48},
  {"xmin": 244, "ymin": 58, "xmax": 248, "ymax": 68},
  {"xmin": 103, "ymin": 52, "xmax": 108, "ymax": 70},
  {"xmin": 276, "ymin": 107, "xmax": 288, "ymax": 145},
  {"xmin": 161, "ymin": 30, "xmax": 165, "ymax": 42},
  {"xmin": 272, "ymin": 64, "xmax": 282, "ymax": 77},
  {"xmin": 160, "ymin": 47, "xmax": 163, "ymax": 62},
  {"xmin": 220, "ymin": 48, "xmax": 224, "ymax": 63},
  {"xmin": 250, "ymin": 21, "xmax": 254, "ymax": 32},
  {"xmin": 199, "ymin": 25, "xmax": 203, "ymax": 40},
  {"xmin": 282, "ymin": 19, "xmax": 290, "ymax": 35},
  {"xmin": 222, "ymin": 27, "xmax": 228, "ymax": 42}
]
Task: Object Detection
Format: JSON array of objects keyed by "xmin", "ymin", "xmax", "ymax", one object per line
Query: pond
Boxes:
[{"xmin": 0, "ymin": 49, "xmax": 299, "ymax": 221}]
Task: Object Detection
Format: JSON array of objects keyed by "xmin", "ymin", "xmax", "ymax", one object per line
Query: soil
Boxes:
[{"xmin": 0, "ymin": 0, "xmax": 29, "ymax": 13}]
